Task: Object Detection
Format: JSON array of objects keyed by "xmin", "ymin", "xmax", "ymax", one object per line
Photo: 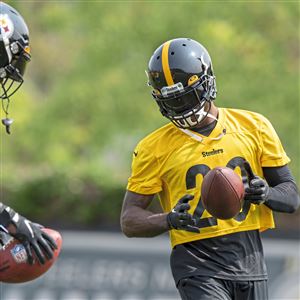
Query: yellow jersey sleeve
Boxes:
[
  {"xmin": 127, "ymin": 142, "xmax": 162, "ymax": 195},
  {"xmin": 259, "ymin": 115, "xmax": 290, "ymax": 167}
]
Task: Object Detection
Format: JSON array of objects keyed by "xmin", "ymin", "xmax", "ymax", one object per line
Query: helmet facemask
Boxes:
[
  {"xmin": 0, "ymin": 41, "xmax": 30, "ymax": 99},
  {"xmin": 152, "ymin": 74, "xmax": 216, "ymax": 129},
  {"xmin": 0, "ymin": 42, "xmax": 30, "ymax": 134}
]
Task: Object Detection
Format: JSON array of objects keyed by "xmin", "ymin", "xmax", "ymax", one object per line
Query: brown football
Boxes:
[
  {"xmin": 0, "ymin": 228, "xmax": 62, "ymax": 283},
  {"xmin": 201, "ymin": 167, "xmax": 245, "ymax": 220}
]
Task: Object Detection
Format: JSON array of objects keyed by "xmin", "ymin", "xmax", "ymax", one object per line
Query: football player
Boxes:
[
  {"xmin": 121, "ymin": 38, "xmax": 300, "ymax": 299},
  {"xmin": 0, "ymin": 2, "xmax": 57, "ymax": 265}
]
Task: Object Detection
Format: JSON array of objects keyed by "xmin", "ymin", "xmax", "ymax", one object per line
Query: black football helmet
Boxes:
[
  {"xmin": 147, "ymin": 38, "xmax": 217, "ymax": 129},
  {"xmin": 0, "ymin": 2, "xmax": 31, "ymax": 133}
]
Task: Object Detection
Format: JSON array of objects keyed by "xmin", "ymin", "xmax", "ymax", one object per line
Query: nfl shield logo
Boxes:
[{"xmin": 11, "ymin": 244, "xmax": 28, "ymax": 264}]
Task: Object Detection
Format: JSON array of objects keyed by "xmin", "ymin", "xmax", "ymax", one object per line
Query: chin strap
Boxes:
[{"xmin": 178, "ymin": 112, "xmax": 226, "ymax": 143}]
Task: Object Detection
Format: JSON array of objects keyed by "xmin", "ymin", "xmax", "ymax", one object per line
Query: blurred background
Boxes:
[{"xmin": 0, "ymin": 1, "xmax": 299, "ymax": 299}]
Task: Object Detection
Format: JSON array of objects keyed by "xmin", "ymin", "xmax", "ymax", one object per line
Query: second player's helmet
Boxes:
[
  {"xmin": 147, "ymin": 38, "xmax": 217, "ymax": 129},
  {"xmin": 0, "ymin": 2, "xmax": 31, "ymax": 100}
]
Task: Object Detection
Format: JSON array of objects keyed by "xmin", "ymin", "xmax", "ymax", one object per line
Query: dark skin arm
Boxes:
[{"xmin": 120, "ymin": 190, "xmax": 169, "ymax": 237}]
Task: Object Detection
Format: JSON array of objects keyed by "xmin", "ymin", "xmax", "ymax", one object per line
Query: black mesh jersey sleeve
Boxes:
[{"xmin": 263, "ymin": 165, "xmax": 300, "ymax": 213}]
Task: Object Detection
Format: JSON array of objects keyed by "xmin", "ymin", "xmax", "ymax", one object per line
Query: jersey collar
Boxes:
[{"xmin": 177, "ymin": 108, "xmax": 226, "ymax": 144}]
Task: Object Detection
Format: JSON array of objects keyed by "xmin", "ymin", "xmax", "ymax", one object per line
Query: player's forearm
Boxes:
[
  {"xmin": 265, "ymin": 181, "xmax": 300, "ymax": 213},
  {"xmin": 121, "ymin": 207, "xmax": 169, "ymax": 238}
]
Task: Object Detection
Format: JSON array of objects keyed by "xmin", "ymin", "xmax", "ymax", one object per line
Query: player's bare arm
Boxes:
[
  {"xmin": 121, "ymin": 191, "xmax": 200, "ymax": 237},
  {"xmin": 121, "ymin": 191, "xmax": 169, "ymax": 237}
]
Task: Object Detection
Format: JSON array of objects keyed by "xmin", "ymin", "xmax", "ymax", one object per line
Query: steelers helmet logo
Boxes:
[{"xmin": 0, "ymin": 14, "xmax": 14, "ymax": 40}]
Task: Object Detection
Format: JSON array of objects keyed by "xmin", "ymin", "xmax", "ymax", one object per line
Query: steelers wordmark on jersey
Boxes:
[{"xmin": 127, "ymin": 108, "xmax": 290, "ymax": 247}]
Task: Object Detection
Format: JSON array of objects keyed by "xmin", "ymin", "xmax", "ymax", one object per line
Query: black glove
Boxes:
[
  {"xmin": 0, "ymin": 205, "xmax": 57, "ymax": 265},
  {"xmin": 243, "ymin": 161, "xmax": 270, "ymax": 205},
  {"xmin": 10, "ymin": 216, "xmax": 57, "ymax": 265},
  {"xmin": 167, "ymin": 194, "xmax": 199, "ymax": 233}
]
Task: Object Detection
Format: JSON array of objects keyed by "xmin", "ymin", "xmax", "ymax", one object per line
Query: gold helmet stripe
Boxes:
[{"xmin": 162, "ymin": 40, "xmax": 174, "ymax": 86}]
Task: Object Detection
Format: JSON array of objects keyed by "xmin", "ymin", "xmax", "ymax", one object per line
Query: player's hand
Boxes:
[
  {"xmin": 243, "ymin": 161, "xmax": 270, "ymax": 205},
  {"xmin": 167, "ymin": 194, "xmax": 199, "ymax": 233},
  {"xmin": 8, "ymin": 216, "xmax": 57, "ymax": 265}
]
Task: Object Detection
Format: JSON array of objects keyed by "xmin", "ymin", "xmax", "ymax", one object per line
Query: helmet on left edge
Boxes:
[{"xmin": 0, "ymin": 1, "xmax": 31, "ymax": 100}]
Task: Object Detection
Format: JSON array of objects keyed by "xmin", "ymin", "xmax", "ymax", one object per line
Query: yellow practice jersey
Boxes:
[{"xmin": 127, "ymin": 108, "xmax": 290, "ymax": 248}]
